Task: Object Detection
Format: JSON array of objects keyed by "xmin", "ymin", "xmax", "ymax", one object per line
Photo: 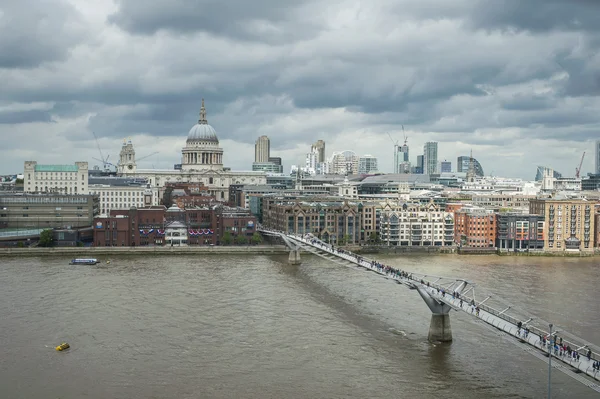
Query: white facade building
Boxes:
[
  {"xmin": 329, "ymin": 150, "xmax": 359, "ymax": 175},
  {"xmin": 24, "ymin": 161, "xmax": 89, "ymax": 194},
  {"xmin": 118, "ymin": 99, "xmax": 267, "ymax": 201},
  {"xmin": 88, "ymin": 178, "xmax": 158, "ymax": 215},
  {"xmin": 379, "ymin": 201, "xmax": 454, "ymax": 246},
  {"xmin": 358, "ymin": 155, "xmax": 378, "ymax": 174}
]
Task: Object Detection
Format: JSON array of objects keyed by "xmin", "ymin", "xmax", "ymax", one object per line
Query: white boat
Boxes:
[{"xmin": 69, "ymin": 258, "xmax": 99, "ymax": 265}]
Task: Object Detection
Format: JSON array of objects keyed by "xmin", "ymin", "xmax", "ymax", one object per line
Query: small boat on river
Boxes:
[{"xmin": 69, "ymin": 258, "xmax": 99, "ymax": 265}]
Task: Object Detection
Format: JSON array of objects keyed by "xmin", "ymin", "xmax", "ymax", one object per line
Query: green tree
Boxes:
[
  {"xmin": 251, "ymin": 232, "xmax": 263, "ymax": 245},
  {"xmin": 39, "ymin": 229, "xmax": 54, "ymax": 247},
  {"xmin": 369, "ymin": 232, "xmax": 378, "ymax": 244},
  {"xmin": 343, "ymin": 234, "xmax": 352, "ymax": 245},
  {"xmin": 235, "ymin": 234, "xmax": 248, "ymax": 245},
  {"xmin": 221, "ymin": 232, "xmax": 233, "ymax": 246}
]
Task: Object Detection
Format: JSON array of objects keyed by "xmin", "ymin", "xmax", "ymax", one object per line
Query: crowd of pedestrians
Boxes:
[{"xmin": 261, "ymin": 227, "xmax": 599, "ymax": 378}]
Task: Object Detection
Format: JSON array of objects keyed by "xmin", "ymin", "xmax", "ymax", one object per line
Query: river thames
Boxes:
[{"xmin": 1, "ymin": 254, "xmax": 599, "ymax": 398}]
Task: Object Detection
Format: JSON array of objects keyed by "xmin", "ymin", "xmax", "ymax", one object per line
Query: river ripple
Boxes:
[{"xmin": 0, "ymin": 254, "xmax": 598, "ymax": 398}]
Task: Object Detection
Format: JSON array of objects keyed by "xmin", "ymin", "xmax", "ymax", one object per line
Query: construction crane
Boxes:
[
  {"xmin": 137, "ymin": 152, "xmax": 159, "ymax": 162},
  {"xmin": 402, "ymin": 125, "xmax": 407, "ymax": 146},
  {"xmin": 91, "ymin": 131, "xmax": 114, "ymax": 172},
  {"xmin": 575, "ymin": 151, "xmax": 586, "ymax": 178}
]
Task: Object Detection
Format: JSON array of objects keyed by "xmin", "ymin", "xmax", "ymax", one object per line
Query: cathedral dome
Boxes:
[
  {"xmin": 188, "ymin": 123, "xmax": 218, "ymax": 142},
  {"xmin": 187, "ymin": 99, "xmax": 219, "ymax": 143}
]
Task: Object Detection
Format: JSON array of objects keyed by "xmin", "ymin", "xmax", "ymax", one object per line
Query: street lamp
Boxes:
[{"xmin": 548, "ymin": 323, "xmax": 553, "ymax": 399}]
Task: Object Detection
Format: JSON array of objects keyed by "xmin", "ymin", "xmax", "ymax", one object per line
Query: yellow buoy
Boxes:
[
  {"xmin": 55, "ymin": 343, "xmax": 70, "ymax": 351},
  {"xmin": 106, "ymin": 261, "xmax": 111, "ymax": 264}
]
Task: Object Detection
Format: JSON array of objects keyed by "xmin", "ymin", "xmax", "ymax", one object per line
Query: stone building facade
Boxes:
[
  {"xmin": 529, "ymin": 198, "xmax": 594, "ymax": 252},
  {"xmin": 24, "ymin": 161, "xmax": 88, "ymax": 195}
]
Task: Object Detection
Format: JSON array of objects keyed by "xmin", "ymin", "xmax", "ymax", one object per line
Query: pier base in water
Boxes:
[
  {"xmin": 428, "ymin": 313, "xmax": 452, "ymax": 342},
  {"xmin": 288, "ymin": 249, "xmax": 301, "ymax": 265}
]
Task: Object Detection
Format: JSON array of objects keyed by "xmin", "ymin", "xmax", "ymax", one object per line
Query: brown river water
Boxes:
[{"xmin": 0, "ymin": 254, "xmax": 599, "ymax": 398}]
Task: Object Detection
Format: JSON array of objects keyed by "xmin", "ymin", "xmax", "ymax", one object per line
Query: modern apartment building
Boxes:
[
  {"xmin": 529, "ymin": 198, "xmax": 594, "ymax": 252},
  {"xmin": 423, "ymin": 142, "xmax": 438, "ymax": 175},
  {"xmin": 496, "ymin": 213, "xmax": 545, "ymax": 252},
  {"xmin": 379, "ymin": 202, "xmax": 454, "ymax": 246}
]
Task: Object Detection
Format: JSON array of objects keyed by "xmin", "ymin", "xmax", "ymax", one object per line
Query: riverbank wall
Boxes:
[{"xmin": 0, "ymin": 245, "xmax": 289, "ymax": 257}]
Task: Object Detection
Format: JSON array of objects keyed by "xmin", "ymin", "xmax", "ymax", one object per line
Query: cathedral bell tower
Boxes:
[{"xmin": 118, "ymin": 139, "xmax": 137, "ymax": 174}]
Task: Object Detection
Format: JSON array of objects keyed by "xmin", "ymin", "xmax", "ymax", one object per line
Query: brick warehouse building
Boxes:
[{"xmin": 93, "ymin": 205, "xmax": 256, "ymax": 246}]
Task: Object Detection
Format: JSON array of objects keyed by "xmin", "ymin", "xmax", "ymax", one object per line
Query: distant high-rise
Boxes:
[
  {"xmin": 416, "ymin": 155, "xmax": 424, "ymax": 174},
  {"xmin": 423, "ymin": 142, "xmax": 438, "ymax": 175},
  {"xmin": 358, "ymin": 155, "xmax": 378, "ymax": 174},
  {"xmin": 394, "ymin": 140, "xmax": 410, "ymax": 173},
  {"xmin": 457, "ymin": 156, "xmax": 485, "ymax": 177},
  {"xmin": 596, "ymin": 140, "xmax": 600, "ymax": 174},
  {"xmin": 255, "ymin": 136, "xmax": 270, "ymax": 163},
  {"xmin": 440, "ymin": 160, "xmax": 451, "ymax": 173},
  {"xmin": 311, "ymin": 140, "xmax": 326, "ymax": 163},
  {"xmin": 268, "ymin": 157, "xmax": 282, "ymax": 166}
]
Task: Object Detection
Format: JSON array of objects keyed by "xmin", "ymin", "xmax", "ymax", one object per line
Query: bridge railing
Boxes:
[{"xmin": 260, "ymin": 228, "xmax": 600, "ymax": 365}]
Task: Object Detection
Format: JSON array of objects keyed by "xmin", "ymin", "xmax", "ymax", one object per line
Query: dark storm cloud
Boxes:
[
  {"xmin": 0, "ymin": 0, "xmax": 84, "ymax": 68},
  {"xmin": 0, "ymin": 109, "xmax": 54, "ymax": 124},
  {"xmin": 469, "ymin": 0, "xmax": 600, "ymax": 33},
  {"xmin": 2, "ymin": 0, "xmax": 600, "ymax": 176},
  {"xmin": 500, "ymin": 93, "xmax": 556, "ymax": 111},
  {"xmin": 108, "ymin": 0, "xmax": 318, "ymax": 42}
]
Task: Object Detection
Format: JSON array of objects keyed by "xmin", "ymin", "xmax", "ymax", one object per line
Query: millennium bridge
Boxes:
[{"xmin": 259, "ymin": 228, "xmax": 600, "ymax": 394}]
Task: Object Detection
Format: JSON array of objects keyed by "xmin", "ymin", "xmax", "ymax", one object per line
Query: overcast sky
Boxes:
[{"xmin": 1, "ymin": 0, "xmax": 599, "ymax": 178}]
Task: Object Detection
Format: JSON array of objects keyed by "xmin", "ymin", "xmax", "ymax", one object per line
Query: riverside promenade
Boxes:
[{"xmin": 0, "ymin": 245, "xmax": 288, "ymax": 257}]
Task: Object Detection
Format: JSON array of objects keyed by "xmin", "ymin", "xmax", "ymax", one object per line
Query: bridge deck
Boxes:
[{"xmin": 260, "ymin": 229, "xmax": 600, "ymax": 391}]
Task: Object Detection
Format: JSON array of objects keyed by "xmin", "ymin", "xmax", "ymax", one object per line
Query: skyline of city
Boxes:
[{"xmin": 1, "ymin": 1, "xmax": 599, "ymax": 178}]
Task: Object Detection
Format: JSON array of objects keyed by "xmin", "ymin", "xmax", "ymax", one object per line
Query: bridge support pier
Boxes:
[
  {"xmin": 416, "ymin": 286, "xmax": 453, "ymax": 342},
  {"xmin": 288, "ymin": 249, "xmax": 301, "ymax": 265},
  {"xmin": 428, "ymin": 313, "xmax": 452, "ymax": 342}
]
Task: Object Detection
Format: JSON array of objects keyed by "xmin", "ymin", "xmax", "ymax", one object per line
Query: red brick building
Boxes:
[
  {"xmin": 454, "ymin": 209, "xmax": 496, "ymax": 248},
  {"xmin": 93, "ymin": 204, "xmax": 257, "ymax": 246},
  {"xmin": 94, "ymin": 206, "xmax": 166, "ymax": 247}
]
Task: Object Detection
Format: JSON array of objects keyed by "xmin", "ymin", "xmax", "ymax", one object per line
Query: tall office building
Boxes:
[
  {"xmin": 596, "ymin": 140, "xmax": 600, "ymax": 174},
  {"xmin": 394, "ymin": 141, "xmax": 410, "ymax": 173},
  {"xmin": 416, "ymin": 155, "xmax": 424, "ymax": 174},
  {"xmin": 423, "ymin": 142, "xmax": 438, "ymax": 175},
  {"xmin": 457, "ymin": 156, "xmax": 485, "ymax": 177},
  {"xmin": 440, "ymin": 160, "xmax": 451, "ymax": 173},
  {"xmin": 311, "ymin": 140, "xmax": 326, "ymax": 163},
  {"xmin": 358, "ymin": 155, "xmax": 378, "ymax": 174},
  {"xmin": 255, "ymin": 135, "xmax": 270, "ymax": 163}
]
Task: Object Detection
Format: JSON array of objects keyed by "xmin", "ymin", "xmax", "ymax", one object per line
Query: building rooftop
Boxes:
[
  {"xmin": 34, "ymin": 165, "xmax": 79, "ymax": 172},
  {"xmin": 88, "ymin": 176, "xmax": 149, "ymax": 187}
]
